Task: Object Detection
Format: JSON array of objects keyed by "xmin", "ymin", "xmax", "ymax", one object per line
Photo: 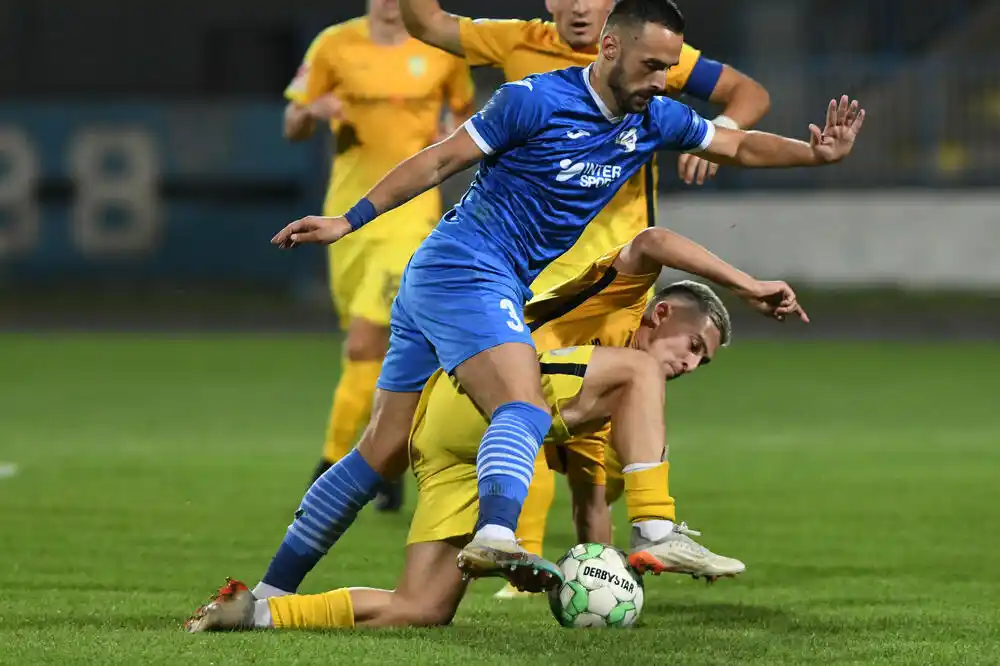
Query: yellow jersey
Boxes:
[
  {"xmin": 526, "ymin": 245, "xmax": 659, "ymax": 352},
  {"xmin": 287, "ymin": 17, "xmax": 475, "ymax": 240},
  {"xmin": 408, "ymin": 345, "xmax": 598, "ymax": 544},
  {"xmin": 458, "ymin": 18, "xmax": 705, "ymax": 291},
  {"xmin": 524, "ymin": 245, "xmax": 659, "ymax": 484}
]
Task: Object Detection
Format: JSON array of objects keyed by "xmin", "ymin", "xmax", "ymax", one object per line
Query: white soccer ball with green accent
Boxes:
[{"xmin": 547, "ymin": 543, "xmax": 644, "ymax": 628}]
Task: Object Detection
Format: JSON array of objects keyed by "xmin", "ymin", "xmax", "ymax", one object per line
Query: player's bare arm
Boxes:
[
  {"xmin": 282, "ymin": 94, "xmax": 344, "ymax": 142},
  {"xmin": 271, "ymin": 126, "xmax": 484, "ymax": 248},
  {"xmin": 677, "ymin": 64, "xmax": 771, "ymax": 185},
  {"xmin": 560, "ymin": 347, "xmax": 666, "ymax": 467},
  {"xmin": 399, "ymin": 0, "xmax": 464, "ymax": 56},
  {"xmin": 698, "ymin": 95, "xmax": 865, "ymax": 169},
  {"xmin": 616, "ymin": 227, "xmax": 809, "ymax": 322}
]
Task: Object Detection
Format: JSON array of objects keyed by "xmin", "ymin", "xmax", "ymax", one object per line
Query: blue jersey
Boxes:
[{"xmin": 413, "ymin": 64, "xmax": 714, "ymax": 297}]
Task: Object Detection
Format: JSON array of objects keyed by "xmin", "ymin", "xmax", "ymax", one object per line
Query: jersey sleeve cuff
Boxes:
[
  {"xmin": 463, "ymin": 118, "xmax": 495, "ymax": 155},
  {"xmin": 684, "ymin": 120, "xmax": 716, "ymax": 154}
]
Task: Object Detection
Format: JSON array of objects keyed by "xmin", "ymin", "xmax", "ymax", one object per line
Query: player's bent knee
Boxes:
[
  {"xmin": 344, "ymin": 318, "xmax": 390, "ymax": 362},
  {"xmin": 381, "ymin": 594, "xmax": 459, "ymax": 627}
]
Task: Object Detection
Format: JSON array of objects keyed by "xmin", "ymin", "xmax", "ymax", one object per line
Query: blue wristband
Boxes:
[{"xmin": 344, "ymin": 198, "xmax": 377, "ymax": 231}]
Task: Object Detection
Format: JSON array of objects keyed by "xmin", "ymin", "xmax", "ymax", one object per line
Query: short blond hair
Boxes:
[{"xmin": 647, "ymin": 280, "xmax": 732, "ymax": 347}]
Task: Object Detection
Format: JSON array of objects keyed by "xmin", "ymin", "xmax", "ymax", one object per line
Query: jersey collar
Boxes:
[{"xmin": 582, "ymin": 64, "xmax": 624, "ymax": 124}]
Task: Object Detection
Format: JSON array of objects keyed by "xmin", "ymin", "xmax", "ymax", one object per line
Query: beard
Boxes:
[{"xmin": 607, "ymin": 60, "xmax": 653, "ymax": 114}]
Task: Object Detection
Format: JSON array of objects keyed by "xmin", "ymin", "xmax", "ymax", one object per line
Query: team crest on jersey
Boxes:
[
  {"xmin": 408, "ymin": 56, "xmax": 427, "ymax": 77},
  {"xmin": 615, "ymin": 128, "xmax": 637, "ymax": 153}
]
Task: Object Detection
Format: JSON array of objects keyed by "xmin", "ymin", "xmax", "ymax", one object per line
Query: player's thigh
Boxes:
[
  {"xmin": 357, "ymin": 293, "xmax": 437, "ymax": 478},
  {"xmin": 356, "ymin": 389, "xmax": 421, "ymax": 479},
  {"xmin": 343, "ymin": 317, "xmax": 390, "ymax": 362},
  {"xmin": 402, "ymin": 266, "xmax": 543, "ymax": 414},
  {"xmin": 343, "ymin": 240, "xmax": 410, "ymax": 360},
  {"xmin": 327, "ymin": 237, "xmax": 369, "ymax": 330},
  {"xmin": 453, "ymin": 342, "xmax": 547, "ymax": 416},
  {"xmin": 375, "ymin": 286, "xmax": 440, "ymax": 396},
  {"xmin": 390, "ymin": 539, "xmax": 470, "ymax": 626}
]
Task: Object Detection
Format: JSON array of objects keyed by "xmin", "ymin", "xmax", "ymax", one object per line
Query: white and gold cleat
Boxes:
[
  {"xmin": 628, "ymin": 522, "xmax": 745, "ymax": 583},
  {"xmin": 493, "ymin": 582, "xmax": 542, "ymax": 600},
  {"xmin": 457, "ymin": 537, "xmax": 563, "ymax": 593},
  {"xmin": 184, "ymin": 578, "xmax": 256, "ymax": 633}
]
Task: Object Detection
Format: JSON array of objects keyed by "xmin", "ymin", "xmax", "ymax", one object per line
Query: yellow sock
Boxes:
[
  {"xmin": 268, "ymin": 589, "xmax": 355, "ymax": 629},
  {"xmin": 623, "ymin": 462, "xmax": 676, "ymax": 523},
  {"xmin": 515, "ymin": 452, "xmax": 555, "ymax": 556},
  {"xmin": 322, "ymin": 359, "xmax": 382, "ymax": 462}
]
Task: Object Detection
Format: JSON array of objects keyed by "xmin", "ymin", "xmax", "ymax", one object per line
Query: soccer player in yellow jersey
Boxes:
[
  {"xmin": 283, "ymin": 0, "xmax": 476, "ymax": 508},
  {"xmin": 397, "ymin": 0, "xmax": 772, "ymax": 593},
  {"xmin": 185, "ymin": 230, "xmax": 807, "ymax": 633}
]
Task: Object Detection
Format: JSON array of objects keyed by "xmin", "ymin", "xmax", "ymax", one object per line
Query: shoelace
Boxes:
[{"xmin": 674, "ymin": 521, "xmax": 702, "ymax": 538}]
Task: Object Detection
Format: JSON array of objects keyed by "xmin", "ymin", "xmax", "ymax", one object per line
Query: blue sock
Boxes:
[
  {"xmin": 261, "ymin": 449, "xmax": 381, "ymax": 592},
  {"xmin": 475, "ymin": 401, "xmax": 552, "ymax": 533}
]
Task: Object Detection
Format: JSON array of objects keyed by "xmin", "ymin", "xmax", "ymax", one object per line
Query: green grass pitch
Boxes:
[{"xmin": 1, "ymin": 334, "xmax": 998, "ymax": 665}]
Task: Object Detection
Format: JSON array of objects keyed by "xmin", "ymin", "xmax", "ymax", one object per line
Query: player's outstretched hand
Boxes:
[
  {"xmin": 741, "ymin": 280, "xmax": 810, "ymax": 323},
  {"xmin": 809, "ymin": 95, "xmax": 865, "ymax": 164},
  {"xmin": 271, "ymin": 215, "xmax": 352, "ymax": 249},
  {"xmin": 677, "ymin": 153, "xmax": 720, "ymax": 186}
]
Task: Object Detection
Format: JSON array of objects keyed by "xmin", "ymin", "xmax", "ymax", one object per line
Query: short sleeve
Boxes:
[
  {"xmin": 444, "ymin": 58, "xmax": 476, "ymax": 114},
  {"xmin": 649, "ymin": 97, "xmax": 715, "ymax": 153},
  {"xmin": 459, "ymin": 18, "xmax": 526, "ymax": 67},
  {"xmin": 675, "ymin": 44, "xmax": 724, "ymax": 101},
  {"xmin": 464, "ymin": 79, "xmax": 547, "ymax": 155},
  {"xmin": 665, "ymin": 43, "xmax": 702, "ymax": 94},
  {"xmin": 284, "ymin": 29, "xmax": 340, "ymax": 105}
]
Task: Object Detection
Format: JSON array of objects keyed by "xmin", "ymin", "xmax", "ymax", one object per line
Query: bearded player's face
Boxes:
[
  {"xmin": 546, "ymin": 0, "xmax": 614, "ymax": 50},
  {"xmin": 605, "ymin": 21, "xmax": 684, "ymax": 113}
]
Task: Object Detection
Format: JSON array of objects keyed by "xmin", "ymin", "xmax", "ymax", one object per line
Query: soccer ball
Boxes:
[{"xmin": 547, "ymin": 543, "xmax": 644, "ymax": 628}]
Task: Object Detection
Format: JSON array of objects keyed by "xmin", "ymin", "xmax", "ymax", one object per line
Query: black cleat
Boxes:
[
  {"xmin": 374, "ymin": 477, "xmax": 404, "ymax": 512},
  {"xmin": 309, "ymin": 459, "xmax": 334, "ymax": 486}
]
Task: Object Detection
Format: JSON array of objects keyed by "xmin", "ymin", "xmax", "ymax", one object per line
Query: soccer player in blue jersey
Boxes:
[{"xmin": 258, "ymin": 0, "xmax": 864, "ymax": 598}]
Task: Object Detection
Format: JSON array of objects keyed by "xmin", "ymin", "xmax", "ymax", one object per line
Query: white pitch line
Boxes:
[{"xmin": 0, "ymin": 463, "xmax": 19, "ymax": 479}]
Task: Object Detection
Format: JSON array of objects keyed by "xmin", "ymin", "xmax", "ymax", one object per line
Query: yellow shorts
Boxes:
[
  {"xmin": 327, "ymin": 234, "xmax": 425, "ymax": 329},
  {"xmin": 543, "ymin": 423, "xmax": 610, "ymax": 487},
  {"xmin": 407, "ymin": 347, "xmax": 592, "ymax": 545}
]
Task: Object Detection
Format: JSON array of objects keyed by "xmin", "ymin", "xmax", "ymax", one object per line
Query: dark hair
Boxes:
[{"xmin": 606, "ymin": 0, "xmax": 685, "ymax": 34}]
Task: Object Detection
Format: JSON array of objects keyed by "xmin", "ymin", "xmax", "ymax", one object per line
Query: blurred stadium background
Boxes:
[
  {"xmin": 1, "ymin": 0, "xmax": 998, "ymax": 333},
  {"xmin": 2, "ymin": 2, "xmax": 999, "ymax": 663}
]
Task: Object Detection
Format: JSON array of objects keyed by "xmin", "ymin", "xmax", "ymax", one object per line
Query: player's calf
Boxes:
[
  {"xmin": 254, "ymin": 390, "xmax": 418, "ymax": 597},
  {"xmin": 594, "ymin": 351, "xmax": 745, "ymax": 582}
]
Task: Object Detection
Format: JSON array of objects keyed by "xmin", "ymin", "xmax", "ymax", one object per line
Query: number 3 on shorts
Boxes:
[{"xmin": 499, "ymin": 298, "xmax": 524, "ymax": 332}]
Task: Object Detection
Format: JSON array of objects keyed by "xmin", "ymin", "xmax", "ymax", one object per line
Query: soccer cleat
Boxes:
[
  {"xmin": 628, "ymin": 522, "xmax": 746, "ymax": 582},
  {"xmin": 457, "ymin": 537, "xmax": 563, "ymax": 593},
  {"xmin": 374, "ymin": 477, "xmax": 404, "ymax": 513},
  {"xmin": 184, "ymin": 578, "xmax": 256, "ymax": 633},
  {"xmin": 493, "ymin": 582, "xmax": 541, "ymax": 600}
]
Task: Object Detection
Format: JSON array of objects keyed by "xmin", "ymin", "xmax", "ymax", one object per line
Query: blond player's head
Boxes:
[
  {"xmin": 598, "ymin": 0, "xmax": 685, "ymax": 113},
  {"xmin": 368, "ymin": 0, "xmax": 402, "ymax": 26},
  {"xmin": 546, "ymin": 0, "xmax": 615, "ymax": 50},
  {"xmin": 635, "ymin": 280, "xmax": 731, "ymax": 380}
]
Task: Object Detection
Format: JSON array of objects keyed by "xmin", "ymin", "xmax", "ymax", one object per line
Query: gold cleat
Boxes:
[{"xmin": 457, "ymin": 538, "xmax": 563, "ymax": 593}]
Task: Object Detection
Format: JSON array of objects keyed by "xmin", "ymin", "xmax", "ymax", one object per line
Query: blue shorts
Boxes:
[{"xmin": 376, "ymin": 262, "xmax": 535, "ymax": 393}]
